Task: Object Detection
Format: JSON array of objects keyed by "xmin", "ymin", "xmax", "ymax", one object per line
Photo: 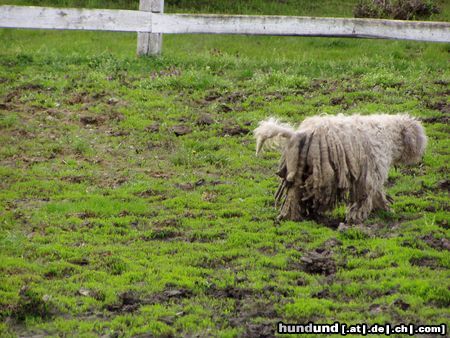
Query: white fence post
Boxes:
[{"xmin": 137, "ymin": 0, "xmax": 163, "ymax": 56}]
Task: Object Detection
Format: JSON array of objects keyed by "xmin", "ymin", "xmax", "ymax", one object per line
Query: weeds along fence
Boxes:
[{"xmin": 0, "ymin": 0, "xmax": 449, "ymax": 56}]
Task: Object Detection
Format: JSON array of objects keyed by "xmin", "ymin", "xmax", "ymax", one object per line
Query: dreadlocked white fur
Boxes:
[{"xmin": 254, "ymin": 114, "xmax": 427, "ymax": 224}]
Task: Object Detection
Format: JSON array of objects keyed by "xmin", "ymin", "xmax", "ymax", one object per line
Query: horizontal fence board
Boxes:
[
  {"xmin": 153, "ymin": 14, "xmax": 450, "ymax": 42},
  {"xmin": 1, "ymin": 5, "xmax": 449, "ymax": 43},
  {"xmin": 0, "ymin": 5, "xmax": 151, "ymax": 32}
]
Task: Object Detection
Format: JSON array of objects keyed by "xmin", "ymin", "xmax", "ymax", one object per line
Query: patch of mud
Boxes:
[
  {"xmin": 10, "ymin": 286, "xmax": 57, "ymax": 321},
  {"xmin": 322, "ymin": 238, "xmax": 343, "ymax": 248},
  {"xmin": 80, "ymin": 115, "xmax": 105, "ymax": 125},
  {"xmin": 288, "ymin": 245, "xmax": 339, "ymax": 275},
  {"xmin": 264, "ymin": 92, "xmax": 284, "ymax": 102},
  {"xmin": 311, "ymin": 215, "xmax": 342, "ymax": 229},
  {"xmin": 171, "ymin": 125, "xmax": 192, "ymax": 136},
  {"xmin": 106, "ymin": 288, "xmax": 192, "ymax": 313},
  {"xmin": 68, "ymin": 257, "xmax": 89, "ymax": 266},
  {"xmin": 437, "ymin": 180, "xmax": 449, "ymax": 192},
  {"xmin": 420, "ymin": 234, "xmax": 450, "ymax": 251},
  {"xmin": 149, "ymin": 171, "xmax": 171, "ymax": 179},
  {"xmin": 300, "ymin": 249, "xmax": 337, "ymax": 275},
  {"xmin": 175, "ymin": 178, "xmax": 206, "ymax": 191},
  {"xmin": 221, "ymin": 124, "xmax": 249, "ymax": 136},
  {"xmin": 144, "ymin": 123, "xmax": 160, "ymax": 133},
  {"xmin": 67, "ymin": 92, "xmax": 91, "ymax": 105},
  {"xmin": 206, "ymin": 285, "xmax": 277, "ymax": 337},
  {"xmin": 136, "ymin": 188, "xmax": 165, "ymax": 198},
  {"xmin": 421, "ymin": 115, "xmax": 449, "ymax": 124},
  {"xmin": 196, "ymin": 113, "xmax": 215, "ymax": 126},
  {"xmin": 153, "ymin": 218, "xmax": 180, "ymax": 227},
  {"xmin": 61, "ymin": 175, "xmax": 89, "ymax": 184},
  {"xmin": 369, "ymin": 303, "xmax": 388, "ymax": 315},
  {"xmin": 195, "ymin": 255, "xmax": 238, "ymax": 269},
  {"xmin": 106, "ymin": 129, "xmax": 130, "ymax": 137},
  {"xmin": 425, "ymin": 101, "xmax": 450, "ymax": 114},
  {"xmin": 242, "ymin": 323, "xmax": 274, "ymax": 338},
  {"xmin": 410, "ymin": 256, "xmax": 442, "ymax": 269},
  {"xmin": 392, "ymin": 298, "xmax": 410, "ymax": 311},
  {"xmin": 330, "ymin": 96, "xmax": 345, "ymax": 105}
]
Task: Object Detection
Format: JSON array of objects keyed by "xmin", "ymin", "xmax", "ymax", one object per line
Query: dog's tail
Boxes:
[{"xmin": 254, "ymin": 118, "xmax": 296, "ymax": 155}]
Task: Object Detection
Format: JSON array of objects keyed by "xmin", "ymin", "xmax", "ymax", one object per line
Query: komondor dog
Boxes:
[{"xmin": 254, "ymin": 114, "xmax": 427, "ymax": 224}]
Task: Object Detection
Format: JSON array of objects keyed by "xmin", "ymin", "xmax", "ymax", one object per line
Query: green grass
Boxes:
[{"xmin": 1, "ymin": 1, "xmax": 449, "ymax": 337}]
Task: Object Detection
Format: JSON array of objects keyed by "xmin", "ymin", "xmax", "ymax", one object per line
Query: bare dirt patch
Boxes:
[
  {"xmin": 221, "ymin": 124, "xmax": 250, "ymax": 136},
  {"xmin": 409, "ymin": 256, "xmax": 442, "ymax": 269},
  {"xmin": 106, "ymin": 288, "xmax": 192, "ymax": 313},
  {"xmin": 299, "ymin": 249, "xmax": 338, "ymax": 275},
  {"xmin": 420, "ymin": 234, "xmax": 450, "ymax": 251},
  {"xmin": 171, "ymin": 125, "xmax": 192, "ymax": 136},
  {"xmin": 206, "ymin": 285, "xmax": 278, "ymax": 337},
  {"xmin": 196, "ymin": 113, "xmax": 215, "ymax": 126}
]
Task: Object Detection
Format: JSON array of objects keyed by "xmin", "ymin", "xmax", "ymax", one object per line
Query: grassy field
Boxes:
[{"xmin": 0, "ymin": 1, "xmax": 449, "ymax": 337}]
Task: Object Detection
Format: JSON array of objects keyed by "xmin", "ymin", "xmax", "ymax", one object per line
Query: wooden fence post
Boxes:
[{"xmin": 137, "ymin": 0, "xmax": 163, "ymax": 56}]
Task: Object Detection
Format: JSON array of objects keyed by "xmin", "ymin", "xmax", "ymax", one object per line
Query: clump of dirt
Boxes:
[
  {"xmin": 80, "ymin": 115, "xmax": 105, "ymax": 125},
  {"xmin": 323, "ymin": 238, "xmax": 343, "ymax": 248},
  {"xmin": 437, "ymin": 180, "xmax": 449, "ymax": 192},
  {"xmin": 330, "ymin": 96, "xmax": 344, "ymax": 105},
  {"xmin": 425, "ymin": 101, "xmax": 450, "ymax": 114},
  {"xmin": 62, "ymin": 175, "xmax": 86, "ymax": 184},
  {"xmin": 312, "ymin": 288, "xmax": 336, "ymax": 299},
  {"xmin": 106, "ymin": 291, "xmax": 141, "ymax": 313},
  {"xmin": 421, "ymin": 115, "xmax": 449, "ymax": 124},
  {"xmin": 392, "ymin": 298, "xmax": 410, "ymax": 311},
  {"xmin": 217, "ymin": 103, "xmax": 234, "ymax": 113},
  {"xmin": 145, "ymin": 123, "xmax": 160, "ymax": 133},
  {"xmin": 196, "ymin": 114, "xmax": 215, "ymax": 126},
  {"xmin": 107, "ymin": 129, "xmax": 130, "ymax": 137},
  {"xmin": 175, "ymin": 179, "xmax": 206, "ymax": 191},
  {"xmin": 11, "ymin": 286, "xmax": 56, "ymax": 321},
  {"xmin": 420, "ymin": 234, "xmax": 450, "ymax": 251},
  {"xmin": 145, "ymin": 227, "xmax": 181, "ymax": 241},
  {"xmin": 68, "ymin": 257, "xmax": 90, "ymax": 266},
  {"xmin": 410, "ymin": 256, "xmax": 442, "ymax": 269},
  {"xmin": 242, "ymin": 323, "xmax": 274, "ymax": 338},
  {"xmin": 107, "ymin": 288, "xmax": 192, "ymax": 313},
  {"xmin": 68, "ymin": 92, "xmax": 90, "ymax": 105},
  {"xmin": 153, "ymin": 218, "xmax": 180, "ymax": 227},
  {"xmin": 221, "ymin": 124, "xmax": 249, "ymax": 136},
  {"xmin": 136, "ymin": 189, "xmax": 162, "ymax": 197},
  {"xmin": 369, "ymin": 303, "xmax": 388, "ymax": 315},
  {"xmin": 171, "ymin": 125, "xmax": 192, "ymax": 136},
  {"xmin": 300, "ymin": 249, "xmax": 337, "ymax": 275},
  {"xmin": 207, "ymin": 285, "xmax": 254, "ymax": 300},
  {"xmin": 156, "ymin": 288, "xmax": 192, "ymax": 302},
  {"xmin": 206, "ymin": 285, "xmax": 277, "ymax": 337},
  {"xmin": 140, "ymin": 218, "xmax": 183, "ymax": 241}
]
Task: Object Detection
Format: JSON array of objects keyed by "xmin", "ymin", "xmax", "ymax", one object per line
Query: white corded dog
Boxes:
[{"xmin": 254, "ymin": 114, "xmax": 427, "ymax": 224}]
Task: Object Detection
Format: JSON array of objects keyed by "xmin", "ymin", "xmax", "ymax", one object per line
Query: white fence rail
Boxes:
[{"xmin": 1, "ymin": 1, "xmax": 449, "ymax": 56}]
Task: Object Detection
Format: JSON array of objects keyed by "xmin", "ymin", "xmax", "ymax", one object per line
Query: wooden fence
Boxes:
[{"xmin": 1, "ymin": 0, "xmax": 449, "ymax": 56}]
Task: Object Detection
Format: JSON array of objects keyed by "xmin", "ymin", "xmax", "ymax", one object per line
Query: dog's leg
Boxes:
[
  {"xmin": 372, "ymin": 190, "xmax": 392, "ymax": 211},
  {"xmin": 278, "ymin": 185, "xmax": 303, "ymax": 221},
  {"xmin": 285, "ymin": 133, "xmax": 305, "ymax": 183},
  {"xmin": 346, "ymin": 196, "xmax": 373, "ymax": 224}
]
